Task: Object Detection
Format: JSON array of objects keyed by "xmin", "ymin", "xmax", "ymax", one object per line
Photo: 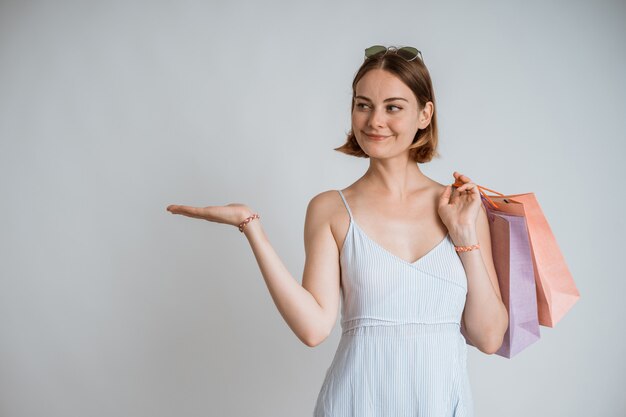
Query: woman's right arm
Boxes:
[
  {"xmin": 241, "ymin": 191, "xmax": 341, "ymax": 347},
  {"xmin": 167, "ymin": 191, "xmax": 341, "ymax": 347}
]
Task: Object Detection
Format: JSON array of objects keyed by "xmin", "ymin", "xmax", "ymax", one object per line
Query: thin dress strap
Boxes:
[{"xmin": 336, "ymin": 190, "xmax": 353, "ymax": 221}]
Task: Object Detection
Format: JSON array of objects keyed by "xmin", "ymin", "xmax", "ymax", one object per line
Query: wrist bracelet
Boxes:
[
  {"xmin": 454, "ymin": 243, "xmax": 480, "ymax": 252},
  {"xmin": 238, "ymin": 213, "xmax": 260, "ymax": 232}
]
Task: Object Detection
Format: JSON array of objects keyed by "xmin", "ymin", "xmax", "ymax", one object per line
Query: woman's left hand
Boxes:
[{"xmin": 437, "ymin": 171, "xmax": 482, "ymax": 236}]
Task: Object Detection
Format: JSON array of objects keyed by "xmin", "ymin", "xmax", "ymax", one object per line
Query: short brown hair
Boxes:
[{"xmin": 334, "ymin": 48, "xmax": 439, "ymax": 163}]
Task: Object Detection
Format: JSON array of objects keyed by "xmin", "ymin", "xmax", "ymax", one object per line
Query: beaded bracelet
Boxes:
[
  {"xmin": 238, "ymin": 213, "xmax": 260, "ymax": 232},
  {"xmin": 454, "ymin": 243, "xmax": 480, "ymax": 253}
]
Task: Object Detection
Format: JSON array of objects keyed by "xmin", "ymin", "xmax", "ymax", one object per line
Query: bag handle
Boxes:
[{"xmin": 452, "ymin": 179, "xmax": 505, "ymax": 210}]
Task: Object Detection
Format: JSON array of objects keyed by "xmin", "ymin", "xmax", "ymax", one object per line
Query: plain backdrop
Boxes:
[{"xmin": 1, "ymin": 0, "xmax": 624, "ymax": 416}]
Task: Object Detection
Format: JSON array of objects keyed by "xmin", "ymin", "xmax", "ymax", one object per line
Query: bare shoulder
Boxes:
[
  {"xmin": 423, "ymin": 178, "xmax": 448, "ymax": 200},
  {"xmin": 431, "ymin": 180, "xmax": 447, "ymax": 193},
  {"xmin": 305, "ymin": 190, "xmax": 342, "ymax": 233},
  {"xmin": 305, "ymin": 189, "xmax": 348, "ymax": 252},
  {"xmin": 309, "ymin": 190, "xmax": 339, "ymax": 211}
]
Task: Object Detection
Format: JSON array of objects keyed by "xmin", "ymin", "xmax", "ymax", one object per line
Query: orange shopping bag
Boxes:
[{"xmin": 475, "ymin": 184, "xmax": 580, "ymax": 327}]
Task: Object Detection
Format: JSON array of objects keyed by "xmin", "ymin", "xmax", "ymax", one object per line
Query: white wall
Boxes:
[{"xmin": 1, "ymin": 0, "xmax": 624, "ymax": 416}]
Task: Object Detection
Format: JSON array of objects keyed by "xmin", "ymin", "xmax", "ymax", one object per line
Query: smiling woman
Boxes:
[
  {"xmin": 167, "ymin": 44, "xmax": 506, "ymax": 417},
  {"xmin": 303, "ymin": 45, "xmax": 502, "ymax": 417},
  {"xmin": 334, "ymin": 46, "xmax": 439, "ymax": 164}
]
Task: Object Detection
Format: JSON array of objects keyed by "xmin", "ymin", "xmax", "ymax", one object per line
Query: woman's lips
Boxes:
[{"xmin": 365, "ymin": 133, "xmax": 389, "ymax": 141}]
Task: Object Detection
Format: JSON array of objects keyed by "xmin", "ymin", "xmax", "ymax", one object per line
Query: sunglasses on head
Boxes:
[{"xmin": 364, "ymin": 45, "xmax": 423, "ymax": 63}]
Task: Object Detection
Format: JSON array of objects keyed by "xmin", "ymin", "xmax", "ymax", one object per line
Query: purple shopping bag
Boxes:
[{"xmin": 461, "ymin": 197, "xmax": 541, "ymax": 358}]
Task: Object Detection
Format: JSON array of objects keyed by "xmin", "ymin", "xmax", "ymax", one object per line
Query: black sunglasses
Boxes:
[{"xmin": 364, "ymin": 45, "xmax": 423, "ymax": 63}]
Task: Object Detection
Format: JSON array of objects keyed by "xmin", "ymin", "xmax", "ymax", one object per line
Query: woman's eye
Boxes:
[{"xmin": 355, "ymin": 103, "xmax": 401, "ymax": 111}]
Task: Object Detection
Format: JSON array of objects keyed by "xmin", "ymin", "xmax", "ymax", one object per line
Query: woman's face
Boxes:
[{"xmin": 351, "ymin": 69, "xmax": 427, "ymax": 159}]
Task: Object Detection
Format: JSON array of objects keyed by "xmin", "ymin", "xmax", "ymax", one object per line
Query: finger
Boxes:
[
  {"xmin": 449, "ymin": 185, "xmax": 461, "ymax": 205},
  {"xmin": 454, "ymin": 171, "xmax": 473, "ymax": 184},
  {"xmin": 459, "ymin": 174, "xmax": 471, "ymax": 183},
  {"xmin": 456, "ymin": 182, "xmax": 477, "ymax": 193},
  {"xmin": 438, "ymin": 185, "xmax": 452, "ymax": 207},
  {"xmin": 452, "ymin": 174, "xmax": 463, "ymax": 188},
  {"xmin": 167, "ymin": 205, "xmax": 203, "ymax": 218},
  {"xmin": 167, "ymin": 204, "xmax": 188, "ymax": 214}
]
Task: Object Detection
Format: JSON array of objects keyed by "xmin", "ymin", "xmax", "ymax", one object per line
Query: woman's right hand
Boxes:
[{"xmin": 166, "ymin": 202, "xmax": 254, "ymax": 228}]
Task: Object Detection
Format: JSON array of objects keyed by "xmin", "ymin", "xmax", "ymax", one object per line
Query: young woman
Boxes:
[{"xmin": 167, "ymin": 45, "xmax": 508, "ymax": 417}]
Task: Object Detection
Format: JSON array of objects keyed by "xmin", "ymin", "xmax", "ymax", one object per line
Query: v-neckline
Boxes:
[{"xmin": 350, "ymin": 218, "xmax": 450, "ymax": 266}]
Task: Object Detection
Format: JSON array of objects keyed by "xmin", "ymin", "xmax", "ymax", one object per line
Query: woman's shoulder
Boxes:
[
  {"xmin": 305, "ymin": 189, "xmax": 349, "ymax": 249},
  {"xmin": 305, "ymin": 189, "xmax": 345, "ymax": 221},
  {"xmin": 307, "ymin": 189, "xmax": 342, "ymax": 205},
  {"xmin": 429, "ymin": 179, "xmax": 448, "ymax": 195}
]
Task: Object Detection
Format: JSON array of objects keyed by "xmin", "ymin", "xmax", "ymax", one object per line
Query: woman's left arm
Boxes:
[
  {"xmin": 452, "ymin": 203, "xmax": 509, "ymax": 355},
  {"xmin": 439, "ymin": 171, "xmax": 508, "ymax": 355}
]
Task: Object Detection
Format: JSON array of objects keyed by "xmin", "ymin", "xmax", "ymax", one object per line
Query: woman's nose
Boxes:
[{"xmin": 367, "ymin": 108, "xmax": 385, "ymax": 128}]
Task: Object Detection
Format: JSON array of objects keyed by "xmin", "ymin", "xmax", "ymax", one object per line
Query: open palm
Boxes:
[{"xmin": 166, "ymin": 202, "xmax": 253, "ymax": 227}]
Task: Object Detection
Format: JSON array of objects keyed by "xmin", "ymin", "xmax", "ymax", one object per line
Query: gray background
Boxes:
[{"xmin": 1, "ymin": 0, "xmax": 624, "ymax": 416}]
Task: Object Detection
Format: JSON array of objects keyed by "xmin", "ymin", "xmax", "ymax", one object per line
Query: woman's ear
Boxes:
[{"xmin": 418, "ymin": 101, "xmax": 434, "ymax": 129}]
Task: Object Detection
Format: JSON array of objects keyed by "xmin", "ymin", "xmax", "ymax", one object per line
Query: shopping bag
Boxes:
[
  {"xmin": 459, "ymin": 201, "xmax": 541, "ymax": 358},
  {"xmin": 483, "ymin": 202, "xmax": 541, "ymax": 358},
  {"xmin": 477, "ymin": 185, "xmax": 580, "ymax": 328}
]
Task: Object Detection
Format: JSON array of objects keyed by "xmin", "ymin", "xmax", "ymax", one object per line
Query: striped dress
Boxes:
[{"xmin": 313, "ymin": 189, "xmax": 474, "ymax": 417}]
